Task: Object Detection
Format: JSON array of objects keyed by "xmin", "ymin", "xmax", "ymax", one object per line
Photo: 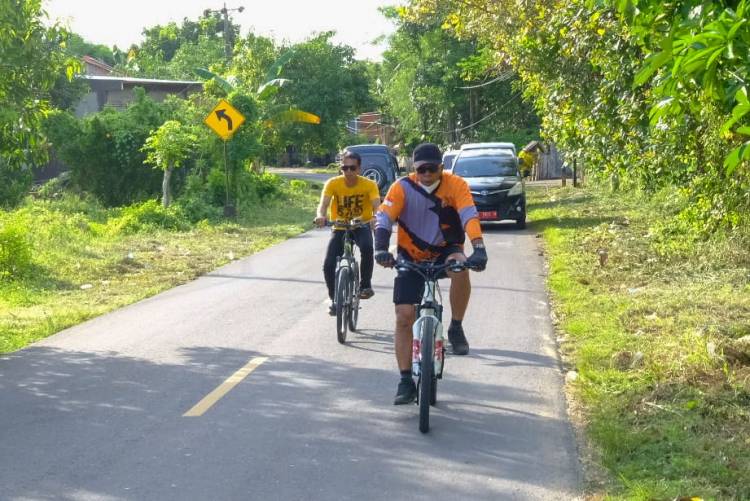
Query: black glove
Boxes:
[
  {"xmin": 375, "ymin": 250, "xmax": 395, "ymax": 267},
  {"xmin": 466, "ymin": 247, "xmax": 487, "ymax": 271}
]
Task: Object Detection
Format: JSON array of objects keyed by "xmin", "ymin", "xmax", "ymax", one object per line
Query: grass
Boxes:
[
  {"xmin": 527, "ymin": 183, "xmax": 750, "ymax": 500},
  {"xmin": 0, "ymin": 180, "xmax": 319, "ymax": 353}
]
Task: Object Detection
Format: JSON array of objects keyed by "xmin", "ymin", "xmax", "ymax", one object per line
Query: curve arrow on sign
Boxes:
[{"xmin": 215, "ymin": 109, "xmax": 233, "ymax": 130}]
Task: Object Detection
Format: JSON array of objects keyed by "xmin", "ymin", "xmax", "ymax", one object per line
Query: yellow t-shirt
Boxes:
[{"xmin": 323, "ymin": 176, "xmax": 381, "ymax": 222}]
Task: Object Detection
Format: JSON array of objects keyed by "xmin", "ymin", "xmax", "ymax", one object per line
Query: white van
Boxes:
[{"xmin": 460, "ymin": 142, "xmax": 517, "ymax": 155}]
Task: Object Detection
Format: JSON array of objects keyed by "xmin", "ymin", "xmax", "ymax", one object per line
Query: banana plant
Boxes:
[{"xmin": 195, "ymin": 49, "xmax": 320, "ymax": 127}]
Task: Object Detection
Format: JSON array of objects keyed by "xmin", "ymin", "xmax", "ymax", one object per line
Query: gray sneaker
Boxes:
[
  {"xmin": 393, "ymin": 378, "xmax": 417, "ymax": 405},
  {"xmin": 448, "ymin": 324, "xmax": 469, "ymax": 355}
]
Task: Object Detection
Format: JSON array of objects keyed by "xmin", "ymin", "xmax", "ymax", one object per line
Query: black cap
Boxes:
[{"xmin": 412, "ymin": 143, "xmax": 442, "ymax": 164}]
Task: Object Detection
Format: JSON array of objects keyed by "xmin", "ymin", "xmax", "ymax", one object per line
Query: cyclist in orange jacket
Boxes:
[{"xmin": 374, "ymin": 143, "xmax": 488, "ymax": 404}]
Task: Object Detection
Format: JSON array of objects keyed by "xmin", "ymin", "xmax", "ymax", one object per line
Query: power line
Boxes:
[
  {"xmin": 458, "ymin": 70, "xmax": 514, "ymax": 89},
  {"xmin": 360, "ymin": 91, "xmax": 522, "ymax": 136}
]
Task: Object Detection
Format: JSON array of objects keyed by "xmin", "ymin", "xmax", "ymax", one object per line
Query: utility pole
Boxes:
[
  {"xmin": 205, "ymin": 3, "xmax": 243, "ymax": 217},
  {"xmin": 207, "ymin": 3, "xmax": 244, "ymax": 63}
]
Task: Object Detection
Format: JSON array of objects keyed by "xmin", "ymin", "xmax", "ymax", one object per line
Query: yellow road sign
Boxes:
[{"xmin": 204, "ymin": 99, "xmax": 246, "ymax": 140}]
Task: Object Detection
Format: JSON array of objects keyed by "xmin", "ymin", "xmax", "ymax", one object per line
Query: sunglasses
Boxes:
[
  {"xmin": 341, "ymin": 164, "xmax": 358, "ymax": 171},
  {"xmin": 415, "ymin": 163, "xmax": 439, "ymax": 174}
]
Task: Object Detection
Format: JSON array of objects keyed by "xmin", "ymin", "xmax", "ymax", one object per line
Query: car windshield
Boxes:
[
  {"xmin": 359, "ymin": 153, "xmax": 390, "ymax": 169},
  {"xmin": 453, "ymin": 156, "xmax": 517, "ymax": 177},
  {"xmin": 443, "ymin": 154, "xmax": 456, "ymax": 170}
]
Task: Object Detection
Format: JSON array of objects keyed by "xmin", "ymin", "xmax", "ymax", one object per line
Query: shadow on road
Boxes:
[{"xmin": 0, "ymin": 343, "xmax": 580, "ymax": 500}]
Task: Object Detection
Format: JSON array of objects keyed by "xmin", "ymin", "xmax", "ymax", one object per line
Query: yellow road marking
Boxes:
[{"xmin": 183, "ymin": 356, "xmax": 268, "ymax": 417}]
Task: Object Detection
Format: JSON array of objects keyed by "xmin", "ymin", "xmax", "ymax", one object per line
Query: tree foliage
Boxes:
[
  {"xmin": 0, "ymin": 0, "xmax": 77, "ymax": 172},
  {"xmin": 405, "ymin": 0, "xmax": 750, "ymax": 229},
  {"xmin": 45, "ymin": 89, "xmax": 166, "ymax": 206},
  {"xmin": 378, "ymin": 6, "xmax": 539, "ymax": 149},
  {"xmin": 116, "ymin": 11, "xmax": 238, "ymax": 79},
  {"xmin": 142, "ymin": 120, "xmax": 197, "ymax": 207},
  {"xmin": 267, "ymin": 32, "xmax": 374, "ymax": 159}
]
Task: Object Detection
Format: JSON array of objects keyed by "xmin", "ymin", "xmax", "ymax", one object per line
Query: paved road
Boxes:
[
  {"xmin": 267, "ymin": 167, "xmax": 333, "ymax": 184},
  {"xmin": 0, "ymin": 224, "xmax": 581, "ymax": 500}
]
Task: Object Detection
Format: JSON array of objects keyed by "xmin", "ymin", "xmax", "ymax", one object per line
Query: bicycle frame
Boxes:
[
  {"xmin": 411, "ymin": 274, "xmax": 445, "ymax": 379},
  {"xmin": 331, "ymin": 219, "xmax": 367, "ymax": 342}
]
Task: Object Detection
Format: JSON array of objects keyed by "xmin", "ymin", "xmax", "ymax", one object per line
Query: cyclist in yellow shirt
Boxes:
[{"xmin": 314, "ymin": 151, "xmax": 382, "ymax": 315}]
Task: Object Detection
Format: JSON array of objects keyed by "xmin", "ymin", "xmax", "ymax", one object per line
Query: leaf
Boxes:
[
  {"xmin": 634, "ymin": 50, "xmax": 672, "ymax": 87},
  {"xmin": 727, "ymin": 18, "xmax": 747, "ymax": 40},
  {"xmin": 263, "ymin": 49, "xmax": 295, "ymax": 82},
  {"xmin": 273, "ymin": 109, "xmax": 321, "ymax": 124},
  {"xmin": 720, "ymin": 103, "xmax": 750, "ymax": 132},
  {"xmin": 736, "ymin": 86, "xmax": 749, "ymax": 105},
  {"xmin": 724, "ymin": 139, "xmax": 750, "ymax": 174},
  {"xmin": 705, "ymin": 46, "xmax": 724, "ymax": 69},
  {"xmin": 649, "ymin": 98, "xmax": 674, "ymax": 125},
  {"xmin": 194, "ymin": 68, "xmax": 234, "ymax": 93},
  {"xmin": 256, "ymin": 78, "xmax": 291, "ymax": 101}
]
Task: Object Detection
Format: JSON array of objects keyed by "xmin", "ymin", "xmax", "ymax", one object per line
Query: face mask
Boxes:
[{"xmin": 419, "ymin": 179, "xmax": 440, "ymax": 194}]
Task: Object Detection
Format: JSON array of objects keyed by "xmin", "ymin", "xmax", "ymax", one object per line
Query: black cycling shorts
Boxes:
[{"xmin": 393, "ymin": 245, "xmax": 463, "ymax": 305}]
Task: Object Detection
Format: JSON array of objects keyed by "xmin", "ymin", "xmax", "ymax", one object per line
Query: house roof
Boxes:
[
  {"xmin": 79, "ymin": 75, "xmax": 202, "ymax": 86},
  {"xmin": 81, "ymin": 55, "xmax": 114, "ymax": 74}
]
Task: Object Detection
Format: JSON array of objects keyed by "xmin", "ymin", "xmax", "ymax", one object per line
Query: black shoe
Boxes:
[
  {"xmin": 359, "ymin": 287, "xmax": 374, "ymax": 299},
  {"xmin": 328, "ymin": 302, "xmax": 336, "ymax": 316},
  {"xmin": 393, "ymin": 378, "xmax": 417, "ymax": 405},
  {"xmin": 448, "ymin": 324, "xmax": 469, "ymax": 355}
]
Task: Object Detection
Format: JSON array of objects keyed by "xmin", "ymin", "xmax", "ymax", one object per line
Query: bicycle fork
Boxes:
[{"xmin": 411, "ymin": 314, "xmax": 445, "ymax": 378}]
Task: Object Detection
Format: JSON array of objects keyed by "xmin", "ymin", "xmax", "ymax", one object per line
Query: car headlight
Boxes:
[{"xmin": 508, "ymin": 182, "xmax": 524, "ymax": 196}]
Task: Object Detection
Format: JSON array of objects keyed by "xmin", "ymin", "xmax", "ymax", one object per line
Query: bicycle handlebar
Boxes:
[
  {"xmin": 319, "ymin": 218, "xmax": 369, "ymax": 230},
  {"xmin": 394, "ymin": 258, "xmax": 477, "ymax": 280}
]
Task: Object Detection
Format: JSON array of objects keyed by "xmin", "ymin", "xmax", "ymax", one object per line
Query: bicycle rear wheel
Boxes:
[
  {"xmin": 335, "ymin": 266, "xmax": 351, "ymax": 344},
  {"xmin": 418, "ymin": 317, "xmax": 438, "ymax": 433},
  {"xmin": 348, "ymin": 262, "xmax": 360, "ymax": 332}
]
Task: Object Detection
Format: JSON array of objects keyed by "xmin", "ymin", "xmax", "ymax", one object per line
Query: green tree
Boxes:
[
  {"xmin": 401, "ymin": 0, "xmax": 750, "ymax": 229},
  {"xmin": 117, "ymin": 11, "xmax": 239, "ymax": 78},
  {"xmin": 379, "ymin": 6, "xmax": 538, "ymax": 149},
  {"xmin": 142, "ymin": 120, "xmax": 198, "ymax": 207},
  {"xmin": 270, "ymin": 32, "xmax": 374, "ymax": 160},
  {"xmin": 0, "ymin": 0, "xmax": 77, "ymax": 203},
  {"xmin": 66, "ymin": 32, "xmax": 115, "ymax": 65}
]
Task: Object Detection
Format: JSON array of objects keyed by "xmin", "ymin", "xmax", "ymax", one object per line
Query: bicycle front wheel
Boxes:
[
  {"xmin": 418, "ymin": 316, "xmax": 438, "ymax": 433},
  {"xmin": 335, "ymin": 266, "xmax": 351, "ymax": 344},
  {"xmin": 348, "ymin": 262, "xmax": 360, "ymax": 332}
]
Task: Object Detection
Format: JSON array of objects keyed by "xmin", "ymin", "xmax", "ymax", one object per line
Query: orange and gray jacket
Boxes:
[{"xmin": 375, "ymin": 172, "xmax": 483, "ymax": 262}]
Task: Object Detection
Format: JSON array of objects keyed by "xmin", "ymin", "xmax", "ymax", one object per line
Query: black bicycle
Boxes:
[
  {"xmin": 395, "ymin": 258, "xmax": 476, "ymax": 433},
  {"xmin": 330, "ymin": 218, "xmax": 367, "ymax": 344}
]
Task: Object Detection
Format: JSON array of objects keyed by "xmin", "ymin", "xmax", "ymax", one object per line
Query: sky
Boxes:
[{"xmin": 44, "ymin": 0, "xmax": 402, "ymax": 61}]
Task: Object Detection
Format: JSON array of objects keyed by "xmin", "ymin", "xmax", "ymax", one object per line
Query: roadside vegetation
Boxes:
[
  {"xmin": 0, "ymin": 177, "xmax": 318, "ymax": 353},
  {"xmin": 3, "ymin": 1, "xmax": 750, "ymax": 497},
  {"xmin": 528, "ymin": 183, "xmax": 750, "ymax": 500}
]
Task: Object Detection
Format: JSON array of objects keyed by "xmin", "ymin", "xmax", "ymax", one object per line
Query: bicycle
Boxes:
[
  {"xmin": 329, "ymin": 218, "xmax": 367, "ymax": 344},
  {"xmin": 394, "ymin": 258, "xmax": 476, "ymax": 433}
]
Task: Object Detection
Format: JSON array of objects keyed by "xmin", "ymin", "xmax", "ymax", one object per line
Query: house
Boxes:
[
  {"xmin": 74, "ymin": 75, "xmax": 203, "ymax": 117},
  {"xmin": 81, "ymin": 55, "xmax": 115, "ymax": 76},
  {"xmin": 347, "ymin": 111, "xmax": 394, "ymax": 145},
  {"xmin": 73, "ymin": 56, "xmax": 203, "ymax": 117}
]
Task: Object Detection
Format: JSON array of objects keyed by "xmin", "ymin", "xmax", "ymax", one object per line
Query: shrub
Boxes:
[
  {"xmin": 175, "ymin": 173, "xmax": 223, "ymax": 223},
  {"xmin": 0, "ymin": 161, "xmax": 33, "ymax": 209},
  {"xmin": 0, "ymin": 214, "xmax": 33, "ymax": 279},
  {"xmin": 251, "ymin": 172, "xmax": 283, "ymax": 200},
  {"xmin": 45, "ymin": 90, "xmax": 167, "ymax": 206},
  {"xmin": 289, "ymin": 179, "xmax": 307, "ymax": 192},
  {"xmin": 106, "ymin": 199, "xmax": 190, "ymax": 234}
]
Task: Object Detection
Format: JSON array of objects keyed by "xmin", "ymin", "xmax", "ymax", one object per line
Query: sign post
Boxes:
[{"xmin": 204, "ymin": 98, "xmax": 246, "ymax": 217}]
